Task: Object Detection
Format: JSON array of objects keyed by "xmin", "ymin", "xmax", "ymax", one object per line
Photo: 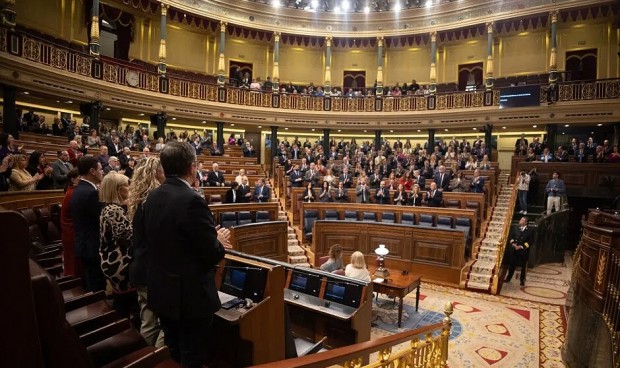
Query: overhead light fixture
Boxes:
[
  {"xmin": 342, "ymin": 0, "xmax": 350, "ymax": 11},
  {"xmin": 284, "ymin": 127, "xmax": 288, "ymax": 130},
  {"xmin": 172, "ymin": 117, "xmax": 177, "ymax": 120},
  {"xmin": 532, "ymin": 125, "xmax": 537, "ymax": 128},
  {"xmin": 66, "ymin": 100, "xmax": 73, "ymax": 104},
  {"xmin": 23, "ymin": 91, "xmax": 29, "ymax": 95},
  {"xmin": 444, "ymin": 128, "xmax": 449, "ymax": 131},
  {"xmin": 139, "ymin": 113, "xmax": 145, "ymax": 116},
  {"xmin": 201, "ymin": 120, "xmax": 206, "ymax": 124},
  {"xmin": 564, "ymin": 124, "xmax": 570, "ymax": 127},
  {"xmin": 56, "ymin": 100, "xmax": 60, "ymax": 103},
  {"xmin": 597, "ymin": 123, "xmax": 603, "ymax": 126},
  {"xmin": 364, "ymin": 130, "xmax": 367, "ymax": 132},
  {"xmin": 390, "ymin": 129, "xmax": 394, "ymax": 133},
  {"xmin": 231, "ymin": 123, "xmax": 236, "ymax": 126},
  {"xmin": 364, "ymin": 5, "xmax": 370, "ymax": 13},
  {"xmin": 272, "ymin": 0, "xmax": 281, "ymax": 8},
  {"xmin": 311, "ymin": 128, "xmax": 315, "ymax": 131},
  {"xmin": 258, "ymin": 125, "xmax": 262, "ymax": 128},
  {"xmin": 473, "ymin": 128, "xmax": 477, "ymax": 130},
  {"xmin": 105, "ymin": 107, "xmax": 111, "ymax": 111},
  {"xmin": 338, "ymin": 129, "xmax": 342, "ymax": 132},
  {"xmin": 502, "ymin": 126, "xmax": 506, "ymax": 129},
  {"xmin": 417, "ymin": 129, "xmax": 421, "ymax": 132}
]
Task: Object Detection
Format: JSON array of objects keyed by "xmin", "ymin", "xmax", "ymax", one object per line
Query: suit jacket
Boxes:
[
  {"xmin": 137, "ymin": 178, "xmax": 225, "ymax": 320},
  {"xmin": 290, "ymin": 170, "xmax": 304, "ymax": 187},
  {"xmin": 207, "ymin": 170, "xmax": 226, "ymax": 186},
  {"xmin": 335, "ymin": 188, "xmax": 349, "ymax": 203},
  {"xmin": 237, "ymin": 184, "xmax": 251, "ymax": 203},
  {"xmin": 470, "ymin": 176, "xmax": 485, "ymax": 193},
  {"xmin": 290, "ymin": 149, "xmax": 301, "ymax": 160},
  {"xmin": 575, "ymin": 149, "xmax": 588, "ymax": 163},
  {"xmin": 302, "ymin": 188, "xmax": 316, "ymax": 202},
  {"xmin": 374, "ymin": 187, "xmax": 390, "ymax": 204},
  {"xmin": 70, "ymin": 180, "xmax": 102, "ymax": 259},
  {"xmin": 338, "ymin": 173, "xmax": 353, "ymax": 188},
  {"xmin": 304, "ymin": 170, "xmax": 319, "ymax": 186},
  {"xmin": 409, "ymin": 192, "xmax": 422, "ymax": 206},
  {"xmin": 51, "ymin": 159, "xmax": 73, "ymax": 189},
  {"xmin": 356, "ymin": 185, "xmax": 371, "ymax": 203},
  {"xmin": 108, "ymin": 143, "xmax": 122, "ymax": 157},
  {"xmin": 393, "ymin": 191, "xmax": 408, "ymax": 205},
  {"xmin": 426, "ymin": 189, "xmax": 443, "ymax": 207},
  {"xmin": 434, "ymin": 172, "xmax": 451, "ymax": 191},
  {"xmin": 225, "ymin": 188, "xmax": 240, "ymax": 203},
  {"xmin": 253, "ymin": 185, "xmax": 270, "ymax": 202},
  {"xmin": 413, "ymin": 175, "xmax": 426, "ymax": 189}
]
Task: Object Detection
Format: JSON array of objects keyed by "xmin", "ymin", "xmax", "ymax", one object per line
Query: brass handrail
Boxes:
[
  {"xmin": 253, "ymin": 301, "xmax": 454, "ymax": 368},
  {"xmin": 491, "ymin": 174, "xmax": 519, "ymax": 293}
]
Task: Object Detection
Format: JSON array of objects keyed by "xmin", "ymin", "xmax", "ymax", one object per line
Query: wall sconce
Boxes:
[{"xmin": 374, "ymin": 244, "xmax": 390, "ymax": 278}]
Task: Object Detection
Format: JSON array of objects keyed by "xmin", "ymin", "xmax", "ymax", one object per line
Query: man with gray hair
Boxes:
[{"xmin": 134, "ymin": 141, "xmax": 231, "ymax": 367}]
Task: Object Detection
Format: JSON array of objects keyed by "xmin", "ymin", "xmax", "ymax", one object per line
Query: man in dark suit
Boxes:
[
  {"xmin": 290, "ymin": 144, "xmax": 301, "ymax": 160},
  {"xmin": 51, "ymin": 150, "xmax": 73, "ymax": 189},
  {"xmin": 334, "ymin": 182, "xmax": 349, "ymax": 203},
  {"xmin": 356, "ymin": 178, "xmax": 371, "ymax": 203},
  {"xmin": 338, "ymin": 167, "xmax": 353, "ymax": 188},
  {"xmin": 252, "ymin": 178, "xmax": 270, "ymax": 202},
  {"xmin": 412, "ymin": 169, "xmax": 426, "ymax": 190},
  {"xmin": 426, "ymin": 182, "xmax": 443, "ymax": 207},
  {"xmin": 225, "ymin": 182, "xmax": 240, "ymax": 203},
  {"xmin": 135, "ymin": 142, "xmax": 231, "ymax": 367},
  {"xmin": 505, "ymin": 216, "xmax": 534, "ymax": 286},
  {"xmin": 237, "ymin": 177, "xmax": 252, "ymax": 203},
  {"xmin": 107, "ymin": 136, "xmax": 123, "ymax": 157},
  {"xmin": 374, "ymin": 181, "xmax": 390, "ymax": 204},
  {"xmin": 70, "ymin": 156, "xmax": 104, "ymax": 291},
  {"xmin": 290, "ymin": 165, "xmax": 304, "ymax": 187},
  {"xmin": 207, "ymin": 163, "xmax": 226, "ymax": 187},
  {"xmin": 434, "ymin": 165, "xmax": 450, "ymax": 192},
  {"xmin": 304, "ymin": 162, "xmax": 320, "ymax": 187},
  {"xmin": 469, "ymin": 169, "xmax": 485, "ymax": 193}
]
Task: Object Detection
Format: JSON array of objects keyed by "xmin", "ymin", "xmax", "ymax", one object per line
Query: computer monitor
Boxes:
[
  {"xmin": 288, "ymin": 270, "xmax": 322, "ymax": 297},
  {"xmin": 220, "ymin": 260, "xmax": 268, "ymax": 302},
  {"xmin": 323, "ymin": 279, "xmax": 364, "ymax": 308}
]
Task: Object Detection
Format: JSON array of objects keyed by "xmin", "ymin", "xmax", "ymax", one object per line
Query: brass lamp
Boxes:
[{"xmin": 374, "ymin": 244, "xmax": 390, "ymax": 278}]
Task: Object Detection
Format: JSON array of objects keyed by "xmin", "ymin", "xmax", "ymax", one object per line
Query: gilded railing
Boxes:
[
  {"xmin": 254, "ymin": 301, "xmax": 453, "ymax": 368},
  {"xmin": 4, "ymin": 27, "xmax": 620, "ymax": 113}
]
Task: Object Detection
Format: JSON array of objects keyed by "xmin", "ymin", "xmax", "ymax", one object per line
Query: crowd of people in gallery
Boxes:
[{"xmin": 514, "ymin": 134, "xmax": 620, "ymax": 163}]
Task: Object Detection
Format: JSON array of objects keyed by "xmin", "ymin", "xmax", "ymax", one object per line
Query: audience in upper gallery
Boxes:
[
  {"xmin": 320, "ymin": 244, "xmax": 344, "ymax": 273},
  {"xmin": 127, "ymin": 157, "xmax": 166, "ymax": 347},
  {"xmin": 545, "ymin": 171, "xmax": 566, "ymax": 215},
  {"xmin": 0, "ymin": 133, "xmax": 23, "ymax": 162},
  {"xmin": 345, "ymin": 251, "xmax": 371, "ymax": 282},
  {"xmin": 99, "ymin": 172, "xmax": 136, "ymax": 319},
  {"xmin": 60, "ymin": 168, "xmax": 81, "ymax": 278}
]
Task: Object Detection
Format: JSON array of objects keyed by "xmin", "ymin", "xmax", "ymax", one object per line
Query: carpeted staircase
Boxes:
[
  {"xmin": 269, "ymin": 179, "xmax": 312, "ymax": 268},
  {"xmin": 465, "ymin": 172, "xmax": 515, "ymax": 292}
]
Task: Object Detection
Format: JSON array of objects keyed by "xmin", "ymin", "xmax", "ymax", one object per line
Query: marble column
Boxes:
[
  {"xmin": 89, "ymin": 0, "xmax": 100, "ymax": 57},
  {"xmin": 485, "ymin": 22, "xmax": 494, "ymax": 90},
  {"xmin": 376, "ymin": 36, "xmax": 384, "ymax": 96},
  {"xmin": 2, "ymin": 84, "xmax": 18, "ymax": 138},
  {"xmin": 549, "ymin": 10, "xmax": 559, "ymax": 84},
  {"xmin": 272, "ymin": 32, "xmax": 280, "ymax": 93},
  {"xmin": 324, "ymin": 36, "xmax": 332, "ymax": 96},
  {"xmin": 158, "ymin": 3, "xmax": 168, "ymax": 75},
  {"xmin": 429, "ymin": 31, "xmax": 437, "ymax": 95},
  {"xmin": 218, "ymin": 21, "xmax": 227, "ymax": 86}
]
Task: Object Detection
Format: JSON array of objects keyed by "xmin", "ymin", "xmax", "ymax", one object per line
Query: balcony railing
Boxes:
[{"xmin": 2, "ymin": 26, "xmax": 619, "ymax": 114}]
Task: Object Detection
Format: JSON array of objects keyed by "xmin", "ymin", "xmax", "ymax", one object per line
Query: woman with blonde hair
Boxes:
[
  {"xmin": 99, "ymin": 172, "xmax": 134, "ymax": 317},
  {"xmin": 9, "ymin": 154, "xmax": 43, "ymax": 191},
  {"xmin": 320, "ymin": 244, "xmax": 343, "ymax": 273},
  {"xmin": 345, "ymin": 251, "xmax": 371, "ymax": 281},
  {"xmin": 127, "ymin": 157, "xmax": 165, "ymax": 347}
]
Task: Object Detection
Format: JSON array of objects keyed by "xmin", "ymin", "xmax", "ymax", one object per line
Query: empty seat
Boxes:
[
  {"xmin": 437, "ymin": 216, "xmax": 453, "ymax": 229},
  {"xmin": 418, "ymin": 214, "xmax": 434, "ymax": 227},
  {"xmin": 255, "ymin": 211, "xmax": 270, "ymax": 223},
  {"xmin": 465, "ymin": 201, "xmax": 480, "ymax": 212},
  {"xmin": 324, "ymin": 210, "xmax": 339, "ymax": 221},
  {"xmin": 34, "ymin": 207, "xmax": 61, "ymax": 244},
  {"xmin": 220, "ymin": 212, "xmax": 237, "ymax": 228},
  {"xmin": 381, "ymin": 212, "xmax": 395, "ymax": 223},
  {"xmin": 362, "ymin": 212, "xmax": 377, "ymax": 222},
  {"xmin": 209, "ymin": 194, "xmax": 223, "ymax": 205},
  {"xmin": 237, "ymin": 211, "xmax": 252, "ymax": 225},
  {"xmin": 444, "ymin": 199, "xmax": 461, "ymax": 209},
  {"xmin": 344, "ymin": 210, "xmax": 358, "ymax": 221},
  {"xmin": 304, "ymin": 210, "xmax": 319, "ymax": 241},
  {"xmin": 455, "ymin": 217, "xmax": 471, "ymax": 236},
  {"xmin": 401, "ymin": 213, "xmax": 414, "ymax": 225}
]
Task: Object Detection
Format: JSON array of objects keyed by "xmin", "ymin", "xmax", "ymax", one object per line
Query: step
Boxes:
[
  {"xmin": 288, "ymin": 255, "xmax": 308, "ymax": 264},
  {"xmin": 467, "ymin": 280, "xmax": 492, "ymax": 290},
  {"xmin": 467, "ymin": 271, "xmax": 493, "ymax": 284},
  {"xmin": 287, "ymin": 239, "xmax": 300, "ymax": 246},
  {"xmin": 288, "ymin": 245, "xmax": 305, "ymax": 256},
  {"xmin": 470, "ymin": 261, "xmax": 496, "ymax": 273},
  {"xmin": 288, "ymin": 233, "xmax": 297, "ymax": 239}
]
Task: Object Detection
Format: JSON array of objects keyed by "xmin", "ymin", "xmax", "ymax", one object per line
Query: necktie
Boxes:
[
  {"xmin": 233, "ymin": 190, "xmax": 236, "ymax": 202},
  {"xmin": 362, "ymin": 189, "xmax": 366, "ymax": 202},
  {"xmin": 260, "ymin": 186, "xmax": 264, "ymax": 200},
  {"xmin": 440, "ymin": 174, "xmax": 444, "ymax": 185},
  {"xmin": 521, "ymin": 227, "xmax": 526, "ymax": 232}
]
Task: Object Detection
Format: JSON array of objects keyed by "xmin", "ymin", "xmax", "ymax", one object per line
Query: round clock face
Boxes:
[{"xmin": 126, "ymin": 71, "xmax": 139, "ymax": 87}]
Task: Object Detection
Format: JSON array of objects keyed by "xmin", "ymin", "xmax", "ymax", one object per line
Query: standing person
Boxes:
[
  {"xmin": 318, "ymin": 181, "xmax": 332, "ymax": 203},
  {"xmin": 504, "ymin": 217, "xmax": 534, "ymax": 286},
  {"xmin": 70, "ymin": 156, "xmax": 105, "ymax": 292},
  {"xmin": 127, "ymin": 157, "xmax": 166, "ymax": 347},
  {"xmin": 134, "ymin": 142, "xmax": 231, "ymax": 367},
  {"xmin": 334, "ymin": 182, "xmax": 349, "ymax": 203},
  {"xmin": 99, "ymin": 172, "xmax": 136, "ymax": 318},
  {"xmin": 517, "ymin": 170, "xmax": 531, "ymax": 214},
  {"xmin": 253, "ymin": 178, "xmax": 270, "ymax": 203},
  {"xmin": 60, "ymin": 169, "xmax": 81, "ymax": 277},
  {"xmin": 9, "ymin": 154, "xmax": 43, "ymax": 191},
  {"xmin": 426, "ymin": 182, "xmax": 443, "ymax": 207},
  {"xmin": 545, "ymin": 171, "xmax": 565, "ymax": 215},
  {"xmin": 469, "ymin": 168, "xmax": 485, "ymax": 193},
  {"xmin": 51, "ymin": 151, "xmax": 74, "ymax": 189},
  {"xmin": 356, "ymin": 177, "xmax": 371, "ymax": 203}
]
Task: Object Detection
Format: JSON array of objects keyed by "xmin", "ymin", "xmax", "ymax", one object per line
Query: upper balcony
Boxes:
[{"xmin": 1, "ymin": 26, "xmax": 619, "ymax": 130}]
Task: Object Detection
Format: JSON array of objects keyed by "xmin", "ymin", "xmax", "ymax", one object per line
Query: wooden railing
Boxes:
[
  {"xmin": 491, "ymin": 174, "xmax": 519, "ymax": 293},
  {"xmin": 0, "ymin": 27, "xmax": 605, "ymax": 114},
  {"xmin": 253, "ymin": 301, "xmax": 453, "ymax": 368}
]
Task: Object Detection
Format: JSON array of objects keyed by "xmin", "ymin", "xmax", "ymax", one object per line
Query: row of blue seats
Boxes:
[{"xmin": 219, "ymin": 211, "xmax": 271, "ymax": 228}]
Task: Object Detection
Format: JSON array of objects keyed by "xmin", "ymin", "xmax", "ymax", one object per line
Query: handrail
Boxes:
[
  {"xmin": 491, "ymin": 174, "xmax": 519, "ymax": 293},
  {"xmin": 253, "ymin": 301, "xmax": 453, "ymax": 368}
]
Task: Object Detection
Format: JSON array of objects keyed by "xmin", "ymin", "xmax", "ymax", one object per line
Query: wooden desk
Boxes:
[{"xmin": 370, "ymin": 268, "xmax": 421, "ymax": 328}]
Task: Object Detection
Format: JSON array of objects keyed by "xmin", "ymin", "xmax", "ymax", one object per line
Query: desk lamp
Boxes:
[{"xmin": 374, "ymin": 244, "xmax": 390, "ymax": 278}]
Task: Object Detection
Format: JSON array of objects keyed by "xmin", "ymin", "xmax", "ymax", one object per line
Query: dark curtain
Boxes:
[
  {"xmin": 229, "ymin": 61, "xmax": 253, "ymax": 81},
  {"xmin": 343, "ymin": 70, "xmax": 366, "ymax": 91},
  {"xmin": 85, "ymin": 0, "xmax": 134, "ymax": 60},
  {"xmin": 565, "ymin": 49, "xmax": 597, "ymax": 81},
  {"xmin": 458, "ymin": 62, "xmax": 483, "ymax": 91}
]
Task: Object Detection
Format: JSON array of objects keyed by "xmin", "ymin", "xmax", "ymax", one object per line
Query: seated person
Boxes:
[
  {"xmin": 225, "ymin": 181, "xmax": 240, "ymax": 203},
  {"xmin": 345, "ymin": 251, "xmax": 371, "ymax": 282},
  {"xmin": 320, "ymin": 244, "xmax": 344, "ymax": 273}
]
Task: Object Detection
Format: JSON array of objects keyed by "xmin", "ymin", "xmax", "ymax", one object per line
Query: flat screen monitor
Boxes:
[
  {"xmin": 288, "ymin": 270, "xmax": 322, "ymax": 297},
  {"xmin": 220, "ymin": 260, "xmax": 268, "ymax": 303},
  {"xmin": 323, "ymin": 279, "xmax": 364, "ymax": 308},
  {"xmin": 499, "ymin": 85, "xmax": 541, "ymax": 109}
]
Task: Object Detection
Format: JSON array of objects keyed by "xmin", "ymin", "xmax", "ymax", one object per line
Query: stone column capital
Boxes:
[
  {"xmin": 486, "ymin": 22, "xmax": 494, "ymax": 34},
  {"xmin": 377, "ymin": 36, "xmax": 384, "ymax": 47},
  {"xmin": 220, "ymin": 21, "xmax": 227, "ymax": 32},
  {"xmin": 430, "ymin": 31, "xmax": 437, "ymax": 42},
  {"xmin": 160, "ymin": 3, "xmax": 169, "ymax": 15},
  {"xmin": 325, "ymin": 36, "xmax": 332, "ymax": 47},
  {"xmin": 550, "ymin": 10, "xmax": 558, "ymax": 23},
  {"xmin": 274, "ymin": 31, "xmax": 280, "ymax": 42}
]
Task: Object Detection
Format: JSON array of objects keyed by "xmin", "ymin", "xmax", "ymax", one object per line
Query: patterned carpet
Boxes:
[{"xmin": 370, "ymin": 281, "xmax": 567, "ymax": 368}]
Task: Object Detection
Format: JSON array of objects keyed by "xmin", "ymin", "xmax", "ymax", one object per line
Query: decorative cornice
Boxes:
[
  {"xmin": 160, "ymin": 2, "xmax": 168, "ymax": 16},
  {"xmin": 161, "ymin": 0, "xmax": 612, "ymax": 38}
]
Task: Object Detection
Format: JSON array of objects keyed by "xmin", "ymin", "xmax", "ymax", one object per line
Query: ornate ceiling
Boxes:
[{"xmin": 162, "ymin": 0, "xmax": 612, "ymax": 37}]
